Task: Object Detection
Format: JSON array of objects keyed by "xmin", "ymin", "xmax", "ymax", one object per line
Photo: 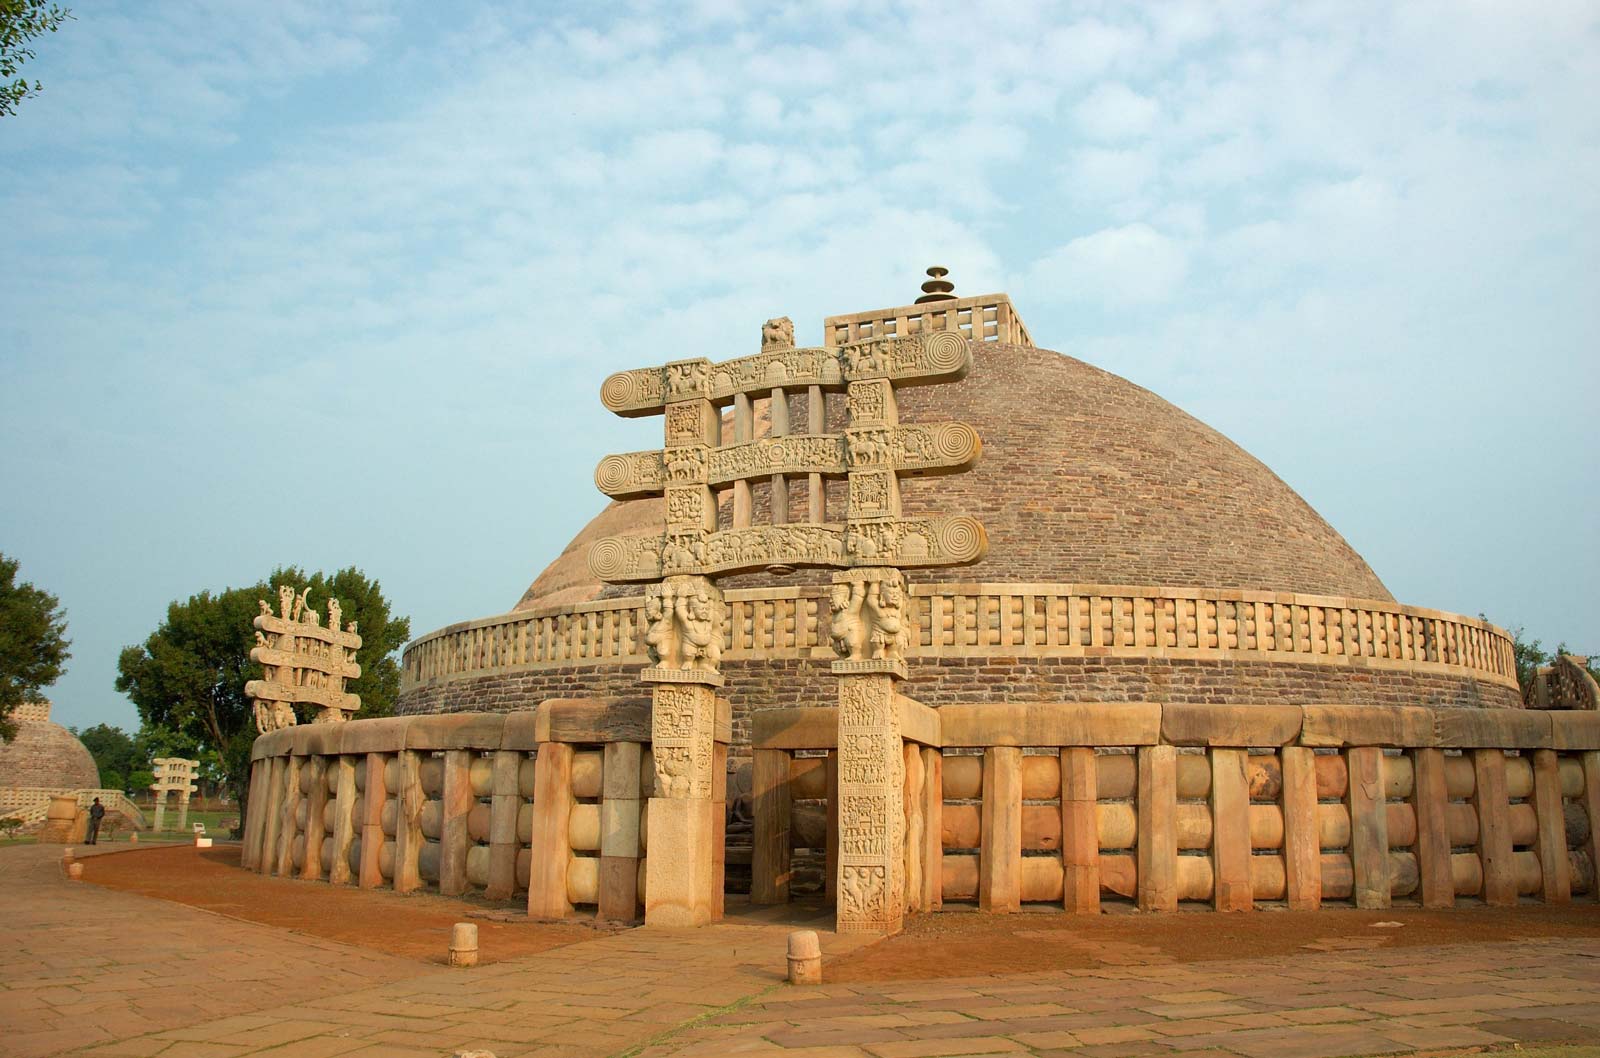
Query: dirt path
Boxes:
[
  {"xmin": 828, "ymin": 900, "xmax": 1600, "ymax": 982},
  {"xmin": 81, "ymin": 843, "xmax": 600, "ymax": 965}
]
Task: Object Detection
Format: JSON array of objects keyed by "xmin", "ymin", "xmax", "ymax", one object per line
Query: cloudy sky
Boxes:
[{"xmin": 2, "ymin": 1, "xmax": 1596, "ymax": 732}]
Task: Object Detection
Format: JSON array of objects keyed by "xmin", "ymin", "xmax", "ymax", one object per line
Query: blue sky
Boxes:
[{"xmin": 2, "ymin": 1, "xmax": 1596, "ymax": 733}]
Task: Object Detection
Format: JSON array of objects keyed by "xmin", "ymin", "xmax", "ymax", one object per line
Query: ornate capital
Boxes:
[{"xmin": 641, "ymin": 575, "xmax": 726, "ymax": 680}]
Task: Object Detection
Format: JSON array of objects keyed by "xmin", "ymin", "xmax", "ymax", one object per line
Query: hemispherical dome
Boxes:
[
  {"xmin": 517, "ymin": 341, "xmax": 1391, "ymax": 610},
  {"xmin": 0, "ymin": 702, "xmax": 102, "ymax": 790}
]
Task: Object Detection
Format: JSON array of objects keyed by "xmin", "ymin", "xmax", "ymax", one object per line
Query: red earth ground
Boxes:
[{"xmin": 82, "ymin": 844, "xmax": 1600, "ymax": 980}]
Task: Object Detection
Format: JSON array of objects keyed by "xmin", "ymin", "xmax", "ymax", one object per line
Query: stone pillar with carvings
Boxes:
[
  {"xmin": 643, "ymin": 371, "xmax": 727, "ymax": 926},
  {"xmin": 834, "ymin": 656, "xmax": 907, "ymax": 933},
  {"xmin": 832, "ymin": 369, "xmax": 916, "ymax": 932}
]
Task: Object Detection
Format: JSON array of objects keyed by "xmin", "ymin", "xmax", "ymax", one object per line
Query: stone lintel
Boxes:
[{"xmin": 640, "ymin": 666, "xmax": 726, "ymax": 688}]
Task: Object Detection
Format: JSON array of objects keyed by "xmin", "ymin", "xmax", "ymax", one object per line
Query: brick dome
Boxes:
[
  {"xmin": 517, "ymin": 341, "xmax": 1392, "ymax": 610},
  {"xmin": 0, "ymin": 701, "xmax": 102, "ymax": 790}
]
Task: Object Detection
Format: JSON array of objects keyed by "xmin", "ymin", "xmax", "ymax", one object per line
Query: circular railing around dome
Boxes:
[{"xmin": 401, "ymin": 583, "xmax": 1518, "ymax": 692}]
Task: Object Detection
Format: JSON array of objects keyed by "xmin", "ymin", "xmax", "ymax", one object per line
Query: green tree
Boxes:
[
  {"xmin": 1, "ymin": 1, "xmax": 72, "ymax": 118},
  {"xmin": 74, "ymin": 722, "xmax": 138, "ymax": 790},
  {"xmin": 115, "ymin": 567, "xmax": 409, "ymax": 807},
  {"xmin": 0, "ymin": 552, "xmax": 71, "ymax": 741}
]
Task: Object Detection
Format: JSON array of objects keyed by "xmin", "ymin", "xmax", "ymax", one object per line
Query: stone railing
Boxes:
[
  {"xmin": 401, "ymin": 584, "xmax": 1518, "ymax": 692},
  {"xmin": 242, "ymin": 700, "xmax": 730, "ymax": 923},
  {"xmin": 750, "ymin": 702, "xmax": 1600, "ymax": 913},
  {"xmin": 823, "ymin": 293, "xmax": 1033, "ymax": 349},
  {"xmin": 0, "ymin": 788, "xmax": 148, "ymax": 829}
]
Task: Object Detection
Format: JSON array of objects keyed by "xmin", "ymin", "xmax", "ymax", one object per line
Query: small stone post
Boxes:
[
  {"xmin": 787, "ymin": 929, "xmax": 821, "ymax": 985},
  {"xmin": 448, "ymin": 922, "xmax": 478, "ymax": 968}
]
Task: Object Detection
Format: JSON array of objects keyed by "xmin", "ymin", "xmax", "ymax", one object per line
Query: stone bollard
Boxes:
[
  {"xmin": 67, "ymin": 862, "xmax": 84, "ymax": 880},
  {"xmin": 787, "ymin": 930, "xmax": 821, "ymax": 985},
  {"xmin": 448, "ymin": 923, "xmax": 479, "ymax": 968}
]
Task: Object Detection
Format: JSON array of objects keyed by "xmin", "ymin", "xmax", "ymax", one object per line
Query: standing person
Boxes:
[{"xmin": 86, "ymin": 798, "xmax": 105, "ymax": 845}]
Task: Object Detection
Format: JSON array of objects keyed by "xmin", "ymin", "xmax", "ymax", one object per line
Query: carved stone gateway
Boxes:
[
  {"xmin": 150, "ymin": 757, "xmax": 198, "ymax": 833},
  {"xmin": 245, "ymin": 587, "xmax": 363, "ymax": 735},
  {"xmin": 591, "ymin": 316, "xmax": 986, "ymax": 933}
]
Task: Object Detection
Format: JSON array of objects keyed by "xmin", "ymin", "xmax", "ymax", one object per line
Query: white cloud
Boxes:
[
  {"xmin": 1030, "ymin": 224, "xmax": 1190, "ymax": 307},
  {"xmin": 1072, "ymin": 81, "xmax": 1161, "ymax": 141}
]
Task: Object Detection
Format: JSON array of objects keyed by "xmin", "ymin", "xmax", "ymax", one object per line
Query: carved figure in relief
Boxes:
[
  {"xmin": 655, "ymin": 746, "xmax": 693, "ymax": 798},
  {"xmin": 667, "ymin": 447, "xmax": 706, "ymax": 483},
  {"xmin": 644, "ymin": 576, "xmax": 725, "ymax": 672},
  {"xmin": 667, "ymin": 360, "xmax": 709, "ymax": 399},
  {"xmin": 840, "ymin": 864, "xmax": 888, "ymax": 918},
  {"xmin": 830, "ymin": 571, "xmax": 911, "ymax": 662},
  {"xmin": 848, "ymin": 384, "xmax": 885, "ymax": 422},
  {"xmin": 762, "ymin": 316, "xmax": 795, "ymax": 350},
  {"xmin": 870, "ymin": 577, "xmax": 907, "ymax": 659},
  {"xmin": 830, "ymin": 581, "xmax": 865, "ymax": 659}
]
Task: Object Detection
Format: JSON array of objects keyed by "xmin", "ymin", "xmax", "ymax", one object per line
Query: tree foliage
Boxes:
[
  {"xmin": 0, "ymin": 552, "xmax": 71, "ymax": 741},
  {"xmin": 1, "ymin": 1, "xmax": 72, "ymax": 118},
  {"xmin": 1502, "ymin": 622, "xmax": 1599, "ymax": 695},
  {"xmin": 74, "ymin": 722, "xmax": 138, "ymax": 790},
  {"xmin": 116, "ymin": 567, "xmax": 409, "ymax": 802}
]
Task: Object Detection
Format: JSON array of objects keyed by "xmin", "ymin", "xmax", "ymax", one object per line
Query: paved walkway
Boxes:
[{"xmin": 2, "ymin": 843, "xmax": 1598, "ymax": 1058}]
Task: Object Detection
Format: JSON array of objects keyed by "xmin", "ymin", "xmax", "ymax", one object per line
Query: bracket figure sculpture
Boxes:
[
  {"xmin": 643, "ymin": 576, "xmax": 725, "ymax": 680},
  {"xmin": 829, "ymin": 568, "xmax": 912, "ymax": 668},
  {"xmin": 591, "ymin": 312, "xmax": 987, "ymax": 935},
  {"xmin": 246, "ymin": 587, "xmax": 363, "ymax": 735}
]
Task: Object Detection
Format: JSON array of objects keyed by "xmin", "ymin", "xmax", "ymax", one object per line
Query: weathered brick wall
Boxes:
[{"xmin": 399, "ymin": 655, "xmax": 1520, "ymax": 753}]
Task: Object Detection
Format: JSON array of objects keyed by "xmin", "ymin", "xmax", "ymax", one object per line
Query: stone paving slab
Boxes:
[
  {"xmin": 7, "ymin": 843, "xmax": 1600, "ymax": 1058},
  {"xmin": 638, "ymin": 937, "xmax": 1600, "ymax": 1058}
]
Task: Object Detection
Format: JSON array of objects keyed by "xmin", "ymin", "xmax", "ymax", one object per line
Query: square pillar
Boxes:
[
  {"xmin": 1472, "ymin": 749, "xmax": 1515, "ymax": 906},
  {"xmin": 440, "ymin": 750, "xmax": 473, "ymax": 897},
  {"xmin": 328, "ymin": 756, "xmax": 359, "ymax": 886},
  {"xmin": 599, "ymin": 741, "xmax": 643, "ymax": 921},
  {"xmin": 1209, "ymin": 748, "xmax": 1252, "ymax": 912},
  {"xmin": 300, "ymin": 755, "xmax": 329, "ymax": 881},
  {"xmin": 241, "ymin": 759, "xmax": 267, "ymax": 870},
  {"xmin": 1060, "ymin": 747, "xmax": 1099, "ymax": 914},
  {"xmin": 1136, "ymin": 745, "xmax": 1177, "ymax": 911},
  {"xmin": 644, "ymin": 678, "xmax": 721, "ymax": 926},
  {"xmin": 486, "ymin": 750, "xmax": 522, "ymax": 901},
  {"xmin": 1410, "ymin": 748, "xmax": 1454, "ymax": 909},
  {"xmin": 835, "ymin": 670, "xmax": 906, "ymax": 934},
  {"xmin": 1346, "ymin": 747, "xmax": 1390, "ymax": 909},
  {"xmin": 1531, "ymin": 749, "xmax": 1571, "ymax": 904},
  {"xmin": 920, "ymin": 747, "xmax": 943, "ymax": 913},
  {"xmin": 1280, "ymin": 747, "xmax": 1321, "ymax": 910},
  {"xmin": 393, "ymin": 750, "xmax": 425, "ymax": 894},
  {"xmin": 359, "ymin": 752, "xmax": 387, "ymax": 889},
  {"xmin": 274, "ymin": 756, "xmax": 301, "ymax": 878},
  {"xmin": 903, "ymin": 743, "xmax": 925, "ymax": 913},
  {"xmin": 979, "ymin": 746, "xmax": 1021, "ymax": 913},
  {"xmin": 528, "ymin": 742, "xmax": 575, "ymax": 918}
]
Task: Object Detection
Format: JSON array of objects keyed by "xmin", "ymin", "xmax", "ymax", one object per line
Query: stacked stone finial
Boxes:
[
  {"xmin": 591, "ymin": 315, "xmax": 987, "ymax": 933},
  {"xmin": 914, "ymin": 265, "xmax": 956, "ymax": 304},
  {"xmin": 245, "ymin": 587, "xmax": 363, "ymax": 734}
]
